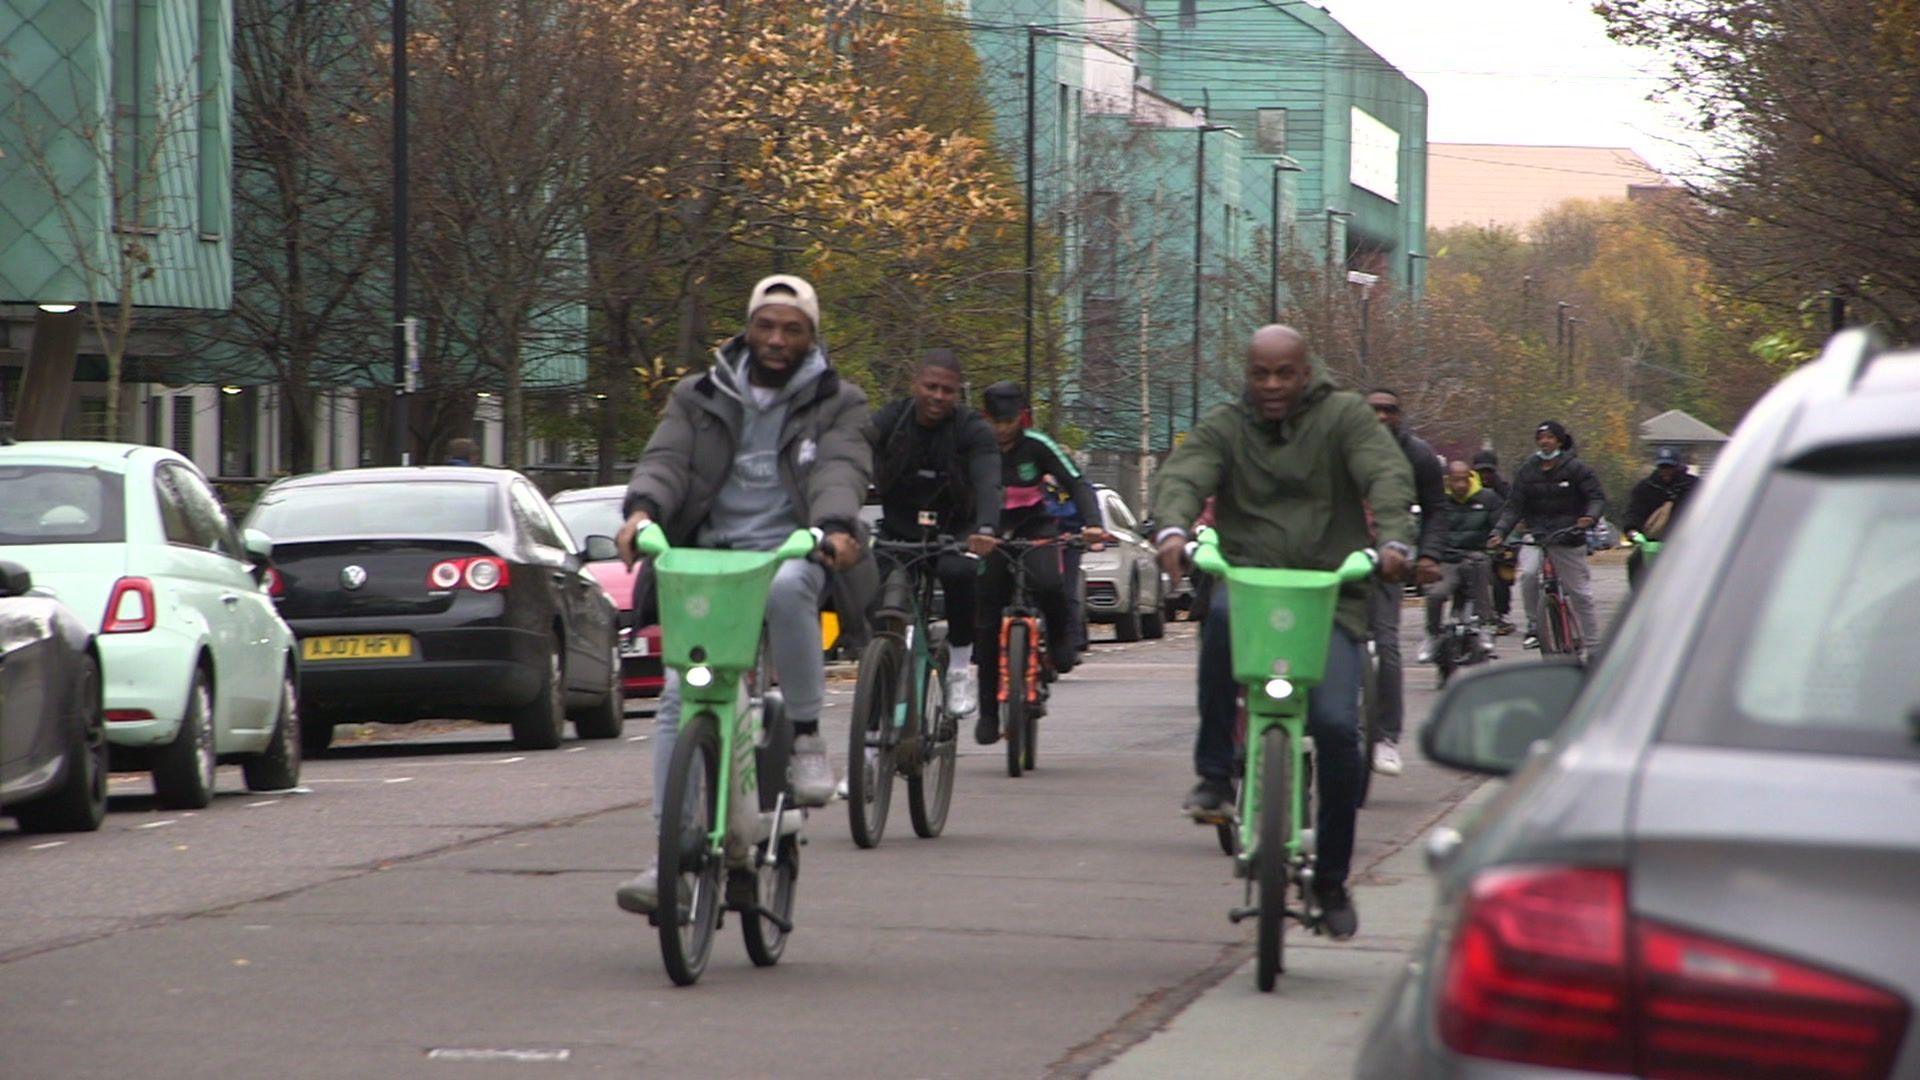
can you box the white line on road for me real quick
[565,746,586,752]
[626,735,649,742]
[246,800,280,808]
[138,820,176,829]
[28,840,66,850]
[426,1048,570,1064]
[383,777,415,784]
[492,756,525,765]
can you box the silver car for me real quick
[1080,485,1167,642]
[1358,329,1920,1079]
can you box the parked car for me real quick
[549,484,664,701]
[0,561,107,833]
[1357,329,1920,1079]
[1081,484,1167,642]
[0,444,301,809]
[247,468,622,751]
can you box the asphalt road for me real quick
[0,563,1626,1078]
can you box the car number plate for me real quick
[620,634,649,658]
[301,634,413,661]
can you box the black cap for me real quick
[1653,446,1683,467]
[1471,449,1498,469]
[982,381,1026,421]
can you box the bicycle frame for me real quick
[871,540,958,764]
[1190,532,1375,879]
[637,524,818,866]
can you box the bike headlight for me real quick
[685,665,713,688]
[1264,677,1294,700]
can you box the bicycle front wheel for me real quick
[907,648,956,838]
[847,634,904,849]
[1003,622,1029,778]
[741,834,798,967]
[657,712,723,987]
[1255,725,1293,992]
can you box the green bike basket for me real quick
[1220,566,1345,689]
[651,548,784,672]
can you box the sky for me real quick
[1316,0,1701,176]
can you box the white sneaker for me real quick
[1372,741,1404,777]
[947,668,979,718]
[614,864,658,915]
[789,733,835,808]
[1416,635,1439,663]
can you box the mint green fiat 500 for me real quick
[0,443,299,809]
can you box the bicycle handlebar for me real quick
[1502,525,1587,549]
[635,523,825,561]
[1187,527,1375,583]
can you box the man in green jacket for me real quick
[1150,325,1416,939]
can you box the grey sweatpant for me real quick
[652,558,827,813]
[1518,543,1601,652]
[1367,579,1405,743]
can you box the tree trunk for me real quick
[504,335,526,469]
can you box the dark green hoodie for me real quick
[1149,369,1416,637]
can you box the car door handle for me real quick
[221,593,241,605]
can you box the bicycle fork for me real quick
[1229,707,1318,926]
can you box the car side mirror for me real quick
[583,534,619,563]
[1420,661,1587,776]
[0,560,32,598]
[242,528,274,567]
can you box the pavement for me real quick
[0,558,1628,1079]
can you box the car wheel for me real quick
[570,637,625,739]
[243,666,302,792]
[509,640,566,750]
[153,669,218,810]
[15,654,109,833]
[1112,572,1143,642]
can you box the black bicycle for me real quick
[846,537,964,847]
[1430,553,1495,687]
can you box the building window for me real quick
[1179,0,1196,29]
[197,0,225,235]
[219,387,256,477]
[171,395,195,457]
[112,0,158,226]
[1257,109,1288,155]
[77,398,111,439]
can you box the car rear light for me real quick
[101,577,157,634]
[105,709,154,722]
[1636,920,1909,1080]
[426,557,510,592]
[463,557,506,591]
[265,567,285,598]
[1438,865,1910,1080]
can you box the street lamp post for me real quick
[1406,250,1427,295]
[1269,159,1302,324]
[1321,208,1351,338]
[1023,25,1064,400]
[1191,114,1229,430]
[390,0,411,465]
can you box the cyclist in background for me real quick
[1621,445,1696,587]
[1044,474,1091,658]
[1151,325,1415,940]
[863,349,1002,724]
[1419,460,1502,661]
[1489,420,1607,655]
[1471,449,1516,633]
[1361,389,1445,778]
[973,381,1104,746]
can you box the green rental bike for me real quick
[1190,528,1375,992]
[635,524,820,987]
[845,536,963,848]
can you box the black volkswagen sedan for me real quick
[245,468,622,752]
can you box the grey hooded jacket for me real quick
[623,337,872,545]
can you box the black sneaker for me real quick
[1051,647,1076,676]
[1316,884,1359,940]
[1183,777,1235,820]
[974,712,1000,746]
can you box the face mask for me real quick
[1539,449,1562,461]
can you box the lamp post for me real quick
[1321,208,1351,338]
[390,0,413,466]
[1555,300,1570,348]
[1269,159,1303,324]
[1190,114,1230,429]
[1405,250,1427,295]
[1023,25,1064,399]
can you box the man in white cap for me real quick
[611,274,872,916]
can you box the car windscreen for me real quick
[247,481,497,539]
[1665,462,1920,758]
[552,496,623,546]
[0,465,126,544]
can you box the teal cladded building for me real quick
[964,0,1426,475]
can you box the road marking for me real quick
[565,746,586,753]
[426,1048,570,1064]
[247,800,280,808]
[138,819,176,829]
[492,756,525,765]
[29,840,66,851]
[626,735,649,742]
[383,776,415,784]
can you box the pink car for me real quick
[550,486,664,701]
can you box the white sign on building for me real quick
[1350,106,1400,203]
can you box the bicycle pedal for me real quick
[1227,904,1259,924]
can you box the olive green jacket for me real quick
[1149,371,1417,637]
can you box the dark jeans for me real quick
[1197,585,1364,890]
[976,544,1072,721]
[1491,568,1512,617]
[1366,579,1405,742]
[1063,546,1088,651]
[936,553,979,648]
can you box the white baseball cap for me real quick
[746,274,820,331]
